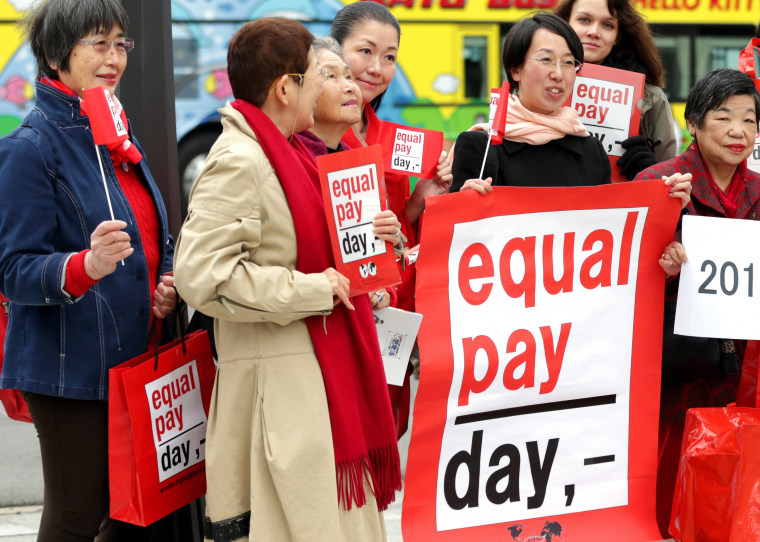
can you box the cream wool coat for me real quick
[174,103,386,542]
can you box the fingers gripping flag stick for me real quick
[82,86,129,264]
[479,81,510,180]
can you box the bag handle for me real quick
[152,285,187,371]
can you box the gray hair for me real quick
[313,35,343,59]
[23,0,129,81]
[685,69,760,130]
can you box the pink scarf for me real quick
[505,94,589,145]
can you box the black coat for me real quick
[451,130,611,191]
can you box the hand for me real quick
[373,210,403,245]
[407,151,453,223]
[659,241,687,277]
[153,275,177,320]
[370,289,391,310]
[663,172,692,209]
[459,177,493,195]
[617,135,657,179]
[84,220,133,280]
[323,267,354,310]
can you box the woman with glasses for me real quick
[295,36,405,304]
[174,19,400,541]
[0,0,176,540]
[452,13,613,192]
[553,0,678,178]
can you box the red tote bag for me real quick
[0,294,32,423]
[669,406,760,542]
[109,329,215,527]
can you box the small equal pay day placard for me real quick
[565,63,644,182]
[675,215,760,339]
[317,145,401,297]
[379,121,443,178]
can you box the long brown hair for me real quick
[553,0,664,87]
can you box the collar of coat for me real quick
[501,134,587,157]
[679,142,760,219]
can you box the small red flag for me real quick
[490,81,510,145]
[82,86,128,146]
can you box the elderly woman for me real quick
[635,68,760,536]
[295,36,404,310]
[0,0,176,539]
[174,18,400,542]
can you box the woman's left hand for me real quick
[664,172,692,209]
[153,275,178,319]
[659,241,687,277]
[373,210,403,245]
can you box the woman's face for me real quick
[689,94,758,170]
[313,50,362,128]
[340,20,398,107]
[54,25,128,98]
[568,0,619,64]
[511,28,577,116]
[292,48,325,134]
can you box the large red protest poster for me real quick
[403,183,681,541]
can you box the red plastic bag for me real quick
[0,294,32,423]
[738,38,760,93]
[736,340,760,407]
[669,406,760,541]
[109,330,215,526]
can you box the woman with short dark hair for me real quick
[0,0,176,539]
[635,68,760,536]
[174,18,400,541]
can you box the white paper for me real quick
[675,214,760,339]
[374,307,423,386]
[747,131,760,175]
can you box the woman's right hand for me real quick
[459,177,493,195]
[323,267,354,310]
[84,220,133,280]
[660,241,687,277]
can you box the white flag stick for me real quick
[94,142,124,266]
[478,130,493,181]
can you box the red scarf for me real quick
[42,77,142,165]
[707,159,748,219]
[231,100,401,510]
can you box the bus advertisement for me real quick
[0,0,756,207]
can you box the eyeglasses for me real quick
[530,56,582,72]
[78,37,135,54]
[268,70,329,91]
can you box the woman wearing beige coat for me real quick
[174,18,400,542]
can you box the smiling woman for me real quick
[633,68,760,537]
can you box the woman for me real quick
[452,13,612,191]
[0,0,176,539]
[296,36,404,311]
[553,0,678,177]
[173,18,400,541]
[331,1,452,314]
[635,68,760,536]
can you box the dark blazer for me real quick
[451,129,611,191]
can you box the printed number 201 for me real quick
[698,260,753,296]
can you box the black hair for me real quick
[23,0,129,80]
[502,12,584,93]
[685,69,760,131]
[330,1,400,111]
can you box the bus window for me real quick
[694,35,748,80]
[463,35,488,99]
[173,37,199,100]
[654,35,690,103]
